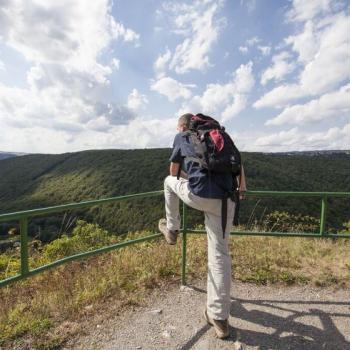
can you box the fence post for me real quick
[181,202,188,286]
[320,196,328,236]
[20,217,29,276]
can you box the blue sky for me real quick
[0,0,349,153]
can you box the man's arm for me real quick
[169,162,188,179]
[237,164,247,200]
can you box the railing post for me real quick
[320,196,328,236]
[181,202,188,286]
[20,217,29,276]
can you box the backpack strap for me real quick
[184,156,207,168]
[232,190,240,226]
[221,196,228,239]
[182,131,209,169]
[233,164,243,225]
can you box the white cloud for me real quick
[239,46,248,54]
[241,0,256,13]
[162,0,226,74]
[286,0,333,22]
[253,84,304,109]
[0,117,179,153]
[111,58,120,70]
[86,116,111,132]
[258,45,271,56]
[253,123,350,152]
[0,0,140,147]
[238,37,267,56]
[260,51,296,85]
[285,21,319,63]
[266,83,350,125]
[178,62,255,122]
[154,48,171,78]
[297,13,350,95]
[0,0,139,75]
[111,22,140,43]
[0,59,4,71]
[127,89,149,111]
[246,36,260,47]
[255,4,350,108]
[150,76,194,102]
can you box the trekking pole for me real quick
[181,202,188,286]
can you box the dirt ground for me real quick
[62,280,350,350]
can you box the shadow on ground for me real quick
[180,286,350,350]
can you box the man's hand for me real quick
[169,162,180,176]
[169,162,188,179]
[239,191,246,200]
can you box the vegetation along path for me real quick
[64,280,350,350]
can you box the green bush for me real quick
[341,220,350,234]
[42,220,116,261]
[0,254,20,280]
[262,211,319,233]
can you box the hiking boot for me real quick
[158,218,178,245]
[204,309,229,339]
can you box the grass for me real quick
[0,221,350,349]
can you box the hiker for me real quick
[159,113,246,339]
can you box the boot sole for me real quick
[158,219,177,245]
[204,310,229,339]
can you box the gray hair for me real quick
[178,113,192,129]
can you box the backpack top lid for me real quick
[189,113,221,131]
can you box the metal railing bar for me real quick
[1,190,350,288]
[0,232,162,288]
[2,190,349,223]
[181,202,188,286]
[185,229,350,238]
[0,274,23,288]
[320,195,328,235]
[0,190,164,222]
[245,191,350,198]
[19,217,29,276]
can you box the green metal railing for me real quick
[0,190,349,288]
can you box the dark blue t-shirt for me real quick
[169,132,233,199]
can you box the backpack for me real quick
[187,113,241,177]
[181,113,242,236]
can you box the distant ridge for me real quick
[1,149,349,160]
[262,150,350,156]
[0,151,28,160]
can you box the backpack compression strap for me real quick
[232,166,242,226]
[221,196,228,239]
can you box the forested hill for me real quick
[0,149,349,240]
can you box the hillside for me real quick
[0,149,349,241]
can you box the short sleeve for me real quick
[169,133,182,163]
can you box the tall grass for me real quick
[0,219,349,349]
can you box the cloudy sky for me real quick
[0,0,349,153]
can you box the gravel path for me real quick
[64,281,350,350]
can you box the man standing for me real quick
[159,113,246,339]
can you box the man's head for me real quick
[177,113,192,132]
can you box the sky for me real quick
[0,0,350,154]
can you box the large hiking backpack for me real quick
[187,113,241,177]
[183,113,242,236]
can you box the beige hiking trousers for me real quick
[164,175,235,320]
